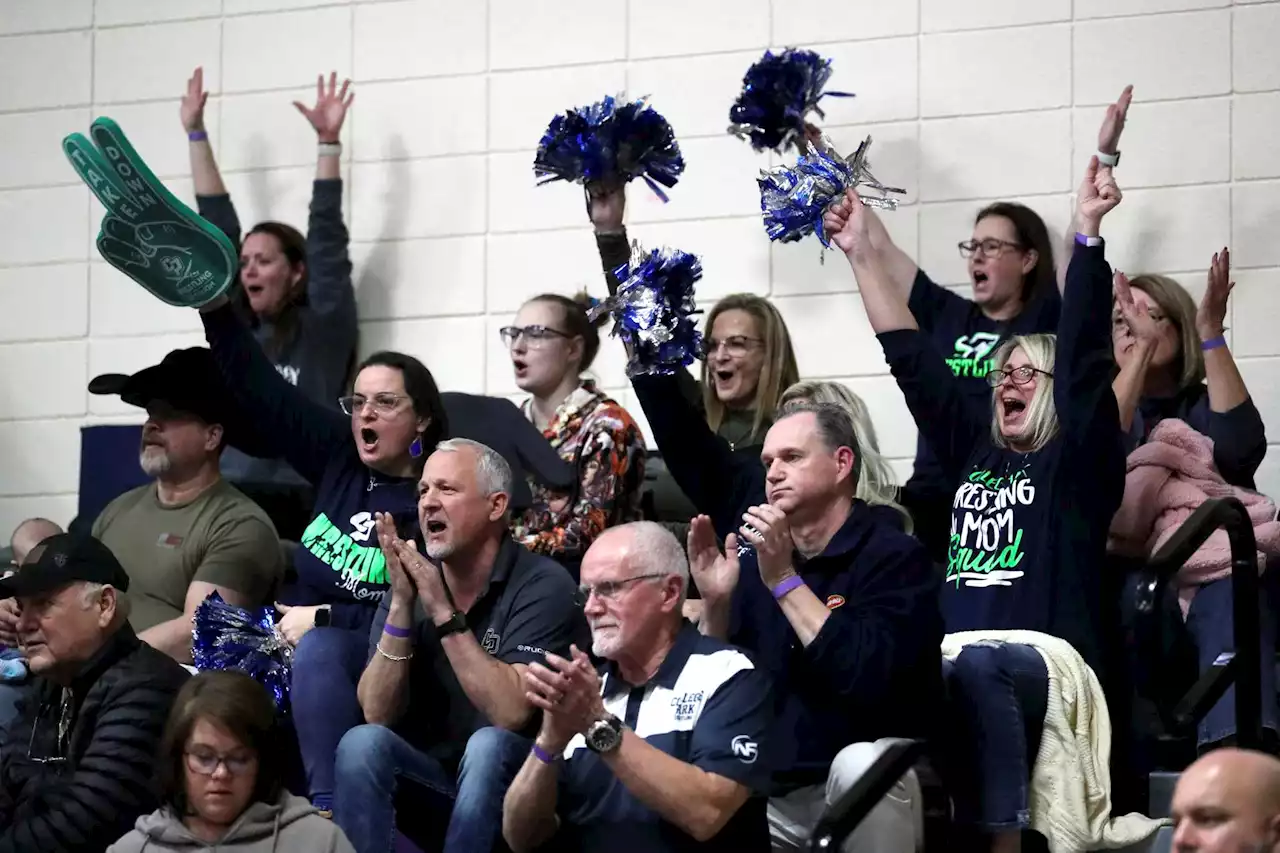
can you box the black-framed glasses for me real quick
[699,335,763,359]
[185,748,256,776]
[500,325,572,349]
[574,573,666,607]
[958,238,1024,260]
[986,366,1053,387]
[338,393,410,416]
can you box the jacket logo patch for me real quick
[826,594,845,610]
[481,628,500,654]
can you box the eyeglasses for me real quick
[986,366,1053,387]
[699,335,762,359]
[958,238,1024,259]
[500,325,572,349]
[185,748,256,776]
[574,573,666,607]
[1111,311,1168,332]
[338,393,410,416]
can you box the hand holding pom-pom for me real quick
[823,189,873,261]
[729,48,853,153]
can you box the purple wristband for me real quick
[1201,335,1227,352]
[383,623,412,639]
[771,575,806,600]
[187,130,208,142]
[531,743,557,764]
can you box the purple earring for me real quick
[409,436,423,458]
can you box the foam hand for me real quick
[62,117,236,308]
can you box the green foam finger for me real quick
[62,132,134,218]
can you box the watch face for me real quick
[587,719,622,753]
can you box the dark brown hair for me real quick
[235,222,308,362]
[974,202,1056,305]
[157,671,284,817]
[528,292,607,371]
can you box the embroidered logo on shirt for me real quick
[670,690,705,722]
[731,735,758,764]
[826,594,846,610]
[157,533,183,548]
[481,628,500,654]
[946,332,1001,379]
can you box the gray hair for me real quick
[623,521,690,603]
[79,581,130,622]
[774,400,863,490]
[435,438,513,497]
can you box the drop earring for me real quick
[409,436,423,458]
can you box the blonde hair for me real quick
[779,380,912,532]
[1124,274,1205,391]
[990,334,1060,453]
[701,295,800,444]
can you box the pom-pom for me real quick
[758,135,907,246]
[534,95,685,201]
[193,592,293,712]
[589,242,703,377]
[728,48,854,153]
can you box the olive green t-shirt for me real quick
[92,479,284,633]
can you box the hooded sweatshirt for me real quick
[107,791,354,853]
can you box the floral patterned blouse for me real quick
[512,380,647,561]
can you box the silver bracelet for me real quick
[375,642,412,663]
[318,141,342,157]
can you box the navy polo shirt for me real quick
[367,536,589,774]
[555,624,775,852]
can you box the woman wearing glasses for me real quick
[501,294,647,577]
[825,157,1124,851]
[109,671,354,852]
[1112,249,1265,489]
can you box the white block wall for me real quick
[1,0,1279,536]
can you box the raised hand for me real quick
[375,512,416,607]
[1098,85,1134,156]
[822,188,873,260]
[1113,271,1161,346]
[1075,155,1123,234]
[586,181,626,232]
[180,67,209,133]
[392,538,452,624]
[63,118,236,307]
[1198,247,1233,340]
[740,504,796,588]
[526,645,606,752]
[687,515,740,605]
[293,72,353,143]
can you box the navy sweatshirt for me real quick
[879,242,1125,670]
[905,270,1061,507]
[1127,384,1266,490]
[197,179,359,488]
[202,304,416,633]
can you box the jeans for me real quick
[333,724,530,853]
[1186,572,1280,746]
[291,626,369,804]
[942,642,1049,831]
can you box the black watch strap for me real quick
[433,611,468,640]
[314,606,332,628]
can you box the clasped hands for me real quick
[526,645,608,754]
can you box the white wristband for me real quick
[318,141,342,157]
[1096,150,1120,167]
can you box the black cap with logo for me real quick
[0,534,130,599]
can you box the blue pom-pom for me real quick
[729,48,854,153]
[590,244,703,377]
[534,95,685,201]
[193,592,293,712]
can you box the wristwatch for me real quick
[433,611,468,640]
[585,713,624,754]
[314,606,332,628]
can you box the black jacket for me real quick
[0,626,190,853]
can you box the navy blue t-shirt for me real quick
[556,625,774,853]
[880,244,1124,670]
[907,270,1061,503]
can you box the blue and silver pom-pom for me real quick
[728,48,854,153]
[589,242,703,377]
[758,135,907,247]
[193,592,293,711]
[534,95,685,201]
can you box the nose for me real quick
[765,459,785,483]
[583,590,607,617]
[210,760,232,780]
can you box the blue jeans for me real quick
[291,626,369,803]
[1186,572,1280,746]
[333,724,530,853]
[942,642,1049,831]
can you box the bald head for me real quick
[10,518,62,567]
[1172,748,1280,852]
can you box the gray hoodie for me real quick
[106,791,354,853]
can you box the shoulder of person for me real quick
[103,829,147,853]
[207,482,280,535]
[509,548,578,595]
[98,483,155,521]
[93,645,189,714]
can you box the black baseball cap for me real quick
[0,533,130,599]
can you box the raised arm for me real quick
[1195,248,1267,482]
[199,296,349,483]
[293,73,358,328]
[1111,271,1161,433]
[182,67,237,242]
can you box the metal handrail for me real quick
[807,739,925,852]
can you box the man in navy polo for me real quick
[691,401,944,853]
[500,521,775,852]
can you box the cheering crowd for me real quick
[0,61,1276,853]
